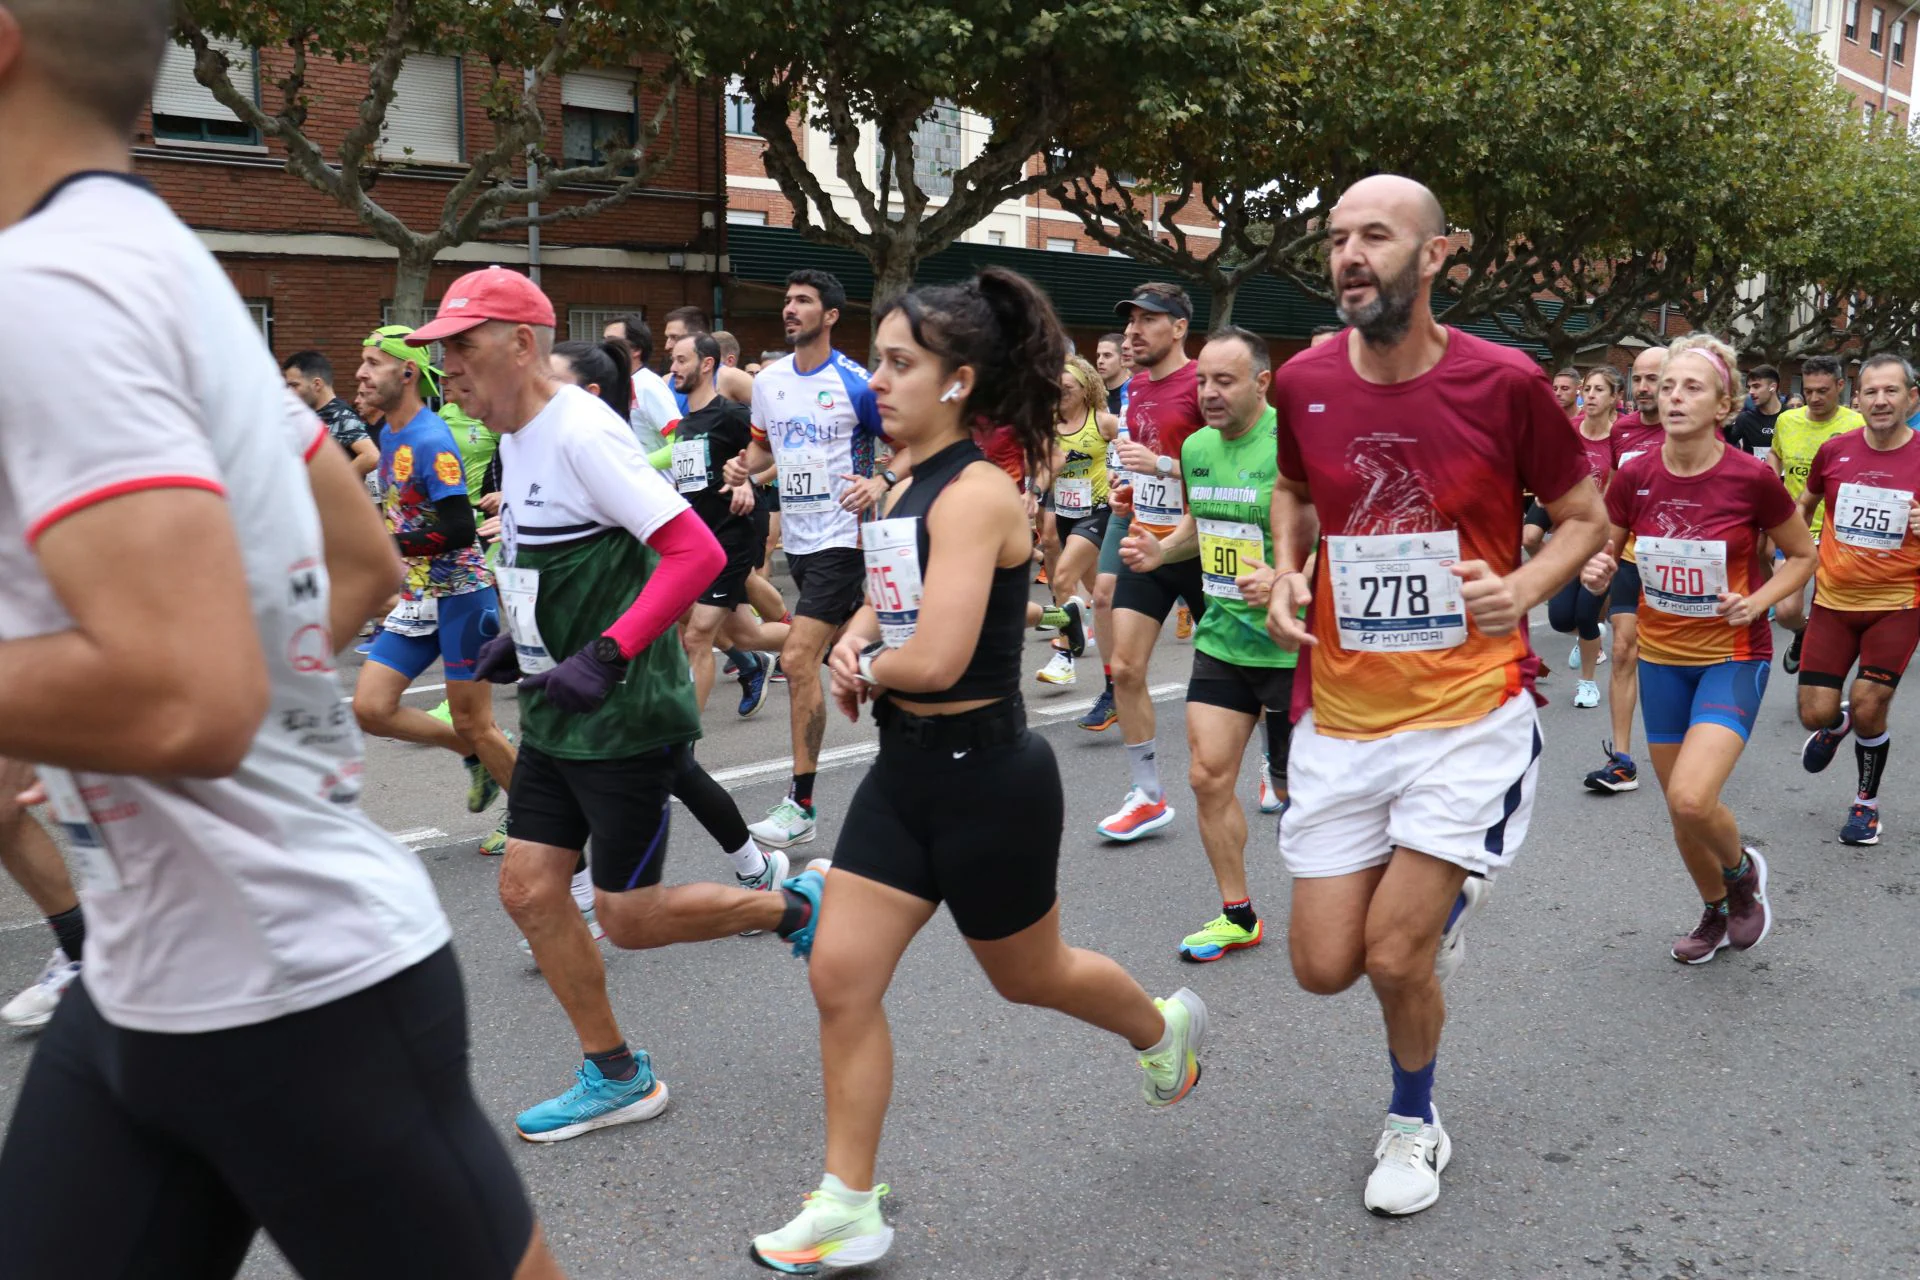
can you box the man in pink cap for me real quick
[414,269,829,1143]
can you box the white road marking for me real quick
[390,826,449,849]
[339,682,446,704]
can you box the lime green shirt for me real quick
[1182,407,1295,669]
[441,403,499,507]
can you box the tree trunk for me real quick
[1209,277,1239,332]
[867,233,919,344]
[388,246,437,329]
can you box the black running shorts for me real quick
[1112,556,1207,624]
[0,947,534,1280]
[786,547,866,626]
[507,741,677,891]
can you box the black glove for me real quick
[473,634,523,684]
[519,648,623,714]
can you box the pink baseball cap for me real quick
[407,266,556,344]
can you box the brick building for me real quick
[141,37,729,374]
[1792,0,1917,128]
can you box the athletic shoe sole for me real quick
[515,1079,669,1143]
[751,826,816,850]
[1,1008,54,1030]
[1178,930,1262,963]
[1150,987,1207,1106]
[1672,936,1730,965]
[1728,847,1772,951]
[750,1225,896,1274]
[1583,773,1639,794]
[1097,807,1175,842]
[1840,825,1882,846]
[1078,715,1118,732]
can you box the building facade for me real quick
[1793,0,1917,129]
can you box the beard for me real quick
[786,321,822,348]
[1334,250,1422,346]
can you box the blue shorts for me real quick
[367,587,498,682]
[1637,658,1769,745]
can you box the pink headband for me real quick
[1678,347,1730,392]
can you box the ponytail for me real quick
[552,337,635,421]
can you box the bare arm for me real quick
[724,439,774,486]
[1504,479,1608,613]
[1737,513,1817,618]
[308,438,404,652]
[348,436,379,477]
[0,490,269,776]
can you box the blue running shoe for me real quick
[1801,703,1849,774]
[737,654,770,719]
[354,637,377,656]
[1078,686,1118,731]
[778,863,828,959]
[515,1056,668,1143]
[1840,802,1881,846]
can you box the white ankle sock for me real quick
[728,839,769,878]
[570,869,594,914]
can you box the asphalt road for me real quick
[0,597,1915,1280]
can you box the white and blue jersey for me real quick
[750,349,884,555]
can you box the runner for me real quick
[1552,365,1583,424]
[1096,282,1208,840]
[1117,328,1293,960]
[1584,345,1668,794]
[348,325,516,856]
[603,313,680,451]
[1072,333,1134,728]
[0,4,558,1265]
[1579,334,1815,963]
[1545,366,1622,710]
[414,267,824,1142]
[283,349,379,475]
[1033,355,1108,686]
[1729,363,1784,461]
[749,268,1204,1273]
[1265,175,1607,1215]
[1792,352,1920,847]
[1770,355,1866,674]
[722,270,898,849]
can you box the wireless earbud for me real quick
[940,382,964,403]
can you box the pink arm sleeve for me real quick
[601,507,726,660]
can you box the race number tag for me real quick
[778,447,833,512]
[1131,471,1185,526]
[1197,519,1264,599]
[37,766,121,893]
[862,518,924,648]
[1636,536,1728,616]
[384,594,438,637]
[671,438,710,495]
[1831,483,1913,551]
[1055,477,1093,517]
[1327,530,1467,652]
[495,567,557,674]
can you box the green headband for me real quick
[364,324,441,397]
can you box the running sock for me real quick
[1857,732,1890,800]
[1388,1051,1436,1124]
[728,838,770,879]
[790,772,816,811]
[776,886,813,938]
[1708,896,1730,915]
[570,868,595,914]
[1722,852,1751,884]
[1222,898,1257,931]
[726,648,758,682]
[1103,665,1114,694]
[1136,1012,1174,1055]
[47,905,84,965]
[587,1043,640,1083]
[462,753,480,768]
[820,1173,877,1206]
[1126,739,1163,802]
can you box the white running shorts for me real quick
[1279,693,1543,880]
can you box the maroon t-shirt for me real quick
[1578,428,1614,489]
[1120,358,1203,535]
[1610,413,1665,468]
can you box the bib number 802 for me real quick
[1358,574,1431,619]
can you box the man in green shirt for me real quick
[1120,328,1294,962]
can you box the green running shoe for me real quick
[750,1175,893,1273]
[1138,987,1206,1107]
[1038,604,1069,631]
[463,729,512,813]
[428,699,453,726]
[1178,914,1263,963]
[478,815,509,857]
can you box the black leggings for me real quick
[1547,577,1605,642]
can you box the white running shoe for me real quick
[1435,877,1490,985]
[1568,630,1610,672]
[749,797,817,848]
[1258,767,1284,814]
[735,847,791,937]
[1364,1105,1451,1216]
[1,949,80,1029]
[751,1175,894,1272]
[1573,678,1601,708]
[1096,787,1175,842]
[519,908,608,959]
[1035,649,1078,685]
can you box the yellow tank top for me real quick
[1051,411,1109,507]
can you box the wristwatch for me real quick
[856,639,887,685]
[882,468,900,489]
[1154,454,1174,477]
[589,635,628,667]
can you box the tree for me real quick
[697,0,1264,316]
[173,0,686,320]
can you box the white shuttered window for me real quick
[379,56,462,165]
[152,39,258,144]
[561,72,637,114]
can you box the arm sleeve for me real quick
[600,508,726,660]
[393,493,475,558]
[645,442,673,471]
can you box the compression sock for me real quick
[586,1043,640,1083]
[1126,739,1163,802]
[1222,898,1258,931]
[1388,1051,1436,1124]
[790,772,816,812]
[725,648,758,682]
[47,905,84,964]
[1856,732,1890,801]
[728,838,770,879]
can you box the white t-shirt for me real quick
[749,351,883,556]
[498,384,690,563]
[0,174,449,1033]
[628,366,681,453]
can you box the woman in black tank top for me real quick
[748,268,1209,1273]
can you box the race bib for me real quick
[1327,530,1467,652]
[862,517,924,648]
[778,447,833,512]
[1131,470,1185,527]
[1198,518,1264,599]
[1055,477,1093,517]
[495,567,557,674]
[1637,536,1728,616]
[671,437,710,495]
[384,594,438,637]
[1831,482,1913,551]
[37,766,121,893]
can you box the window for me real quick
[1786,0,1816,31]
[567,307,643,342]
[1865,100,1877,125]
[152,38,259,145]
[245,298,273,347]
[1112,170,1138,187]
[1871,5,1885,51]
[561,72,639,173]
[725,76,755,136]
[1896,18,1908,62]
[986,230,1006,245]
[877,100,961,198]
[726,208,769,226]
[1046,237,1077,253]
[378,56,462,165]
[1846,0,1860,38]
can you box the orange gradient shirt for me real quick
[1804,428,1920,612]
